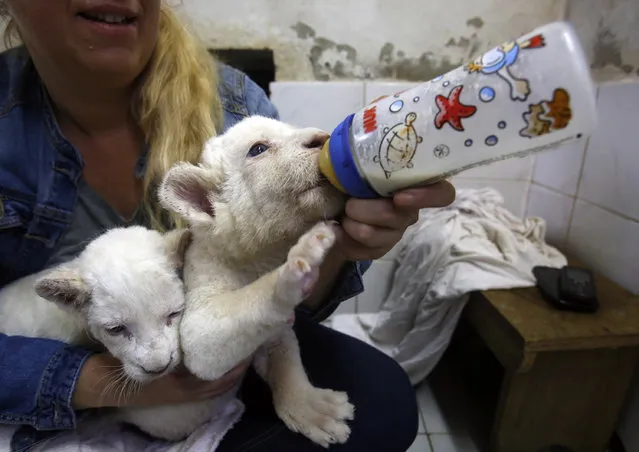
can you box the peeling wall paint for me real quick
[176,0,566,82]
[567,0,639,80]
[1,0,636,82]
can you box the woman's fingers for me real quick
[393,181,456,209]
[181,356,252,398]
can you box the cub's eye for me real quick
[247,143,269,158]
[168,309,183,320]
[166,309,184,326]
[106,325,127,336]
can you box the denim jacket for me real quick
[0,46,369,451]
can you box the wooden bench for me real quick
[463,259,639,452]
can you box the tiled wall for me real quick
[270,81,535,315]
[524,81,639,295]
[524,80,639,452]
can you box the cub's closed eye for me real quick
[247,143,269,158]
[106,325,127,336]
[168,309,183,319]
[166,309,184,326]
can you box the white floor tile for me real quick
[408,434,432,452]
[416,383,451,434]
[418,407,427,434]
[332,298,356,315]
[430,434,479,452]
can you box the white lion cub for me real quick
[0,226,191,438]
[158,116,355,448]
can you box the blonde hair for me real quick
[2,3,222,231]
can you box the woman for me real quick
[0,1,455,451]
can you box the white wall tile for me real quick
[418,412,427,434]
[416,383,452,434]
[566,200,639,294]
[357,260,396,313]
[578,82,639,221]
[451,179,529,218]
[532,138,587,196]
[430,434,479,452]
[525,184,575,248]
[270,82,364,132]
[364,81,420,104]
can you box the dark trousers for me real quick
[218,314,419,452]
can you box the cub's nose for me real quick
[141,360,172,375]
[303,130,330,149]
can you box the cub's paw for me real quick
[275,386,354,448]
[275,222,336,307]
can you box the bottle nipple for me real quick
[319,139,348,194]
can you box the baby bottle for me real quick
[318,21,597,198]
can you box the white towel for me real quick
[329,188,566,385]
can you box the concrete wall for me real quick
[177,0,639,83]
[567,0,639,80]
[176,0,566,81]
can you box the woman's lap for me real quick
[217,314,419,452]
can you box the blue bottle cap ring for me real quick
[328,114,379,199]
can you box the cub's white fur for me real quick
[0,226,193,438]
[158,116,355,447]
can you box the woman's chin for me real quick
[74,49,149,85]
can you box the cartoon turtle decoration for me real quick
[374,112,423,179]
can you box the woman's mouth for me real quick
[77,12,137,26]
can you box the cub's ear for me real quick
[163,228,192,268]
[35,266,90,311]
[158,163,222,226]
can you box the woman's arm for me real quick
[301,250,372,316]
[0,332,93,430]
[303,250,347,310]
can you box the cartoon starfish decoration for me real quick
[434,85,477,131]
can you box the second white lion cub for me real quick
[0,226,193,440]
[159,116,355,448]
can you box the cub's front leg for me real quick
[254,224,355,448]
[182,222,337,380]
[255,329,354,449]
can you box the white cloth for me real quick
[0,399,244,452]
[329,188,567,385]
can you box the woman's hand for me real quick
[73,353,251,409]
[332,94,457,261]
[335,181,456,261]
